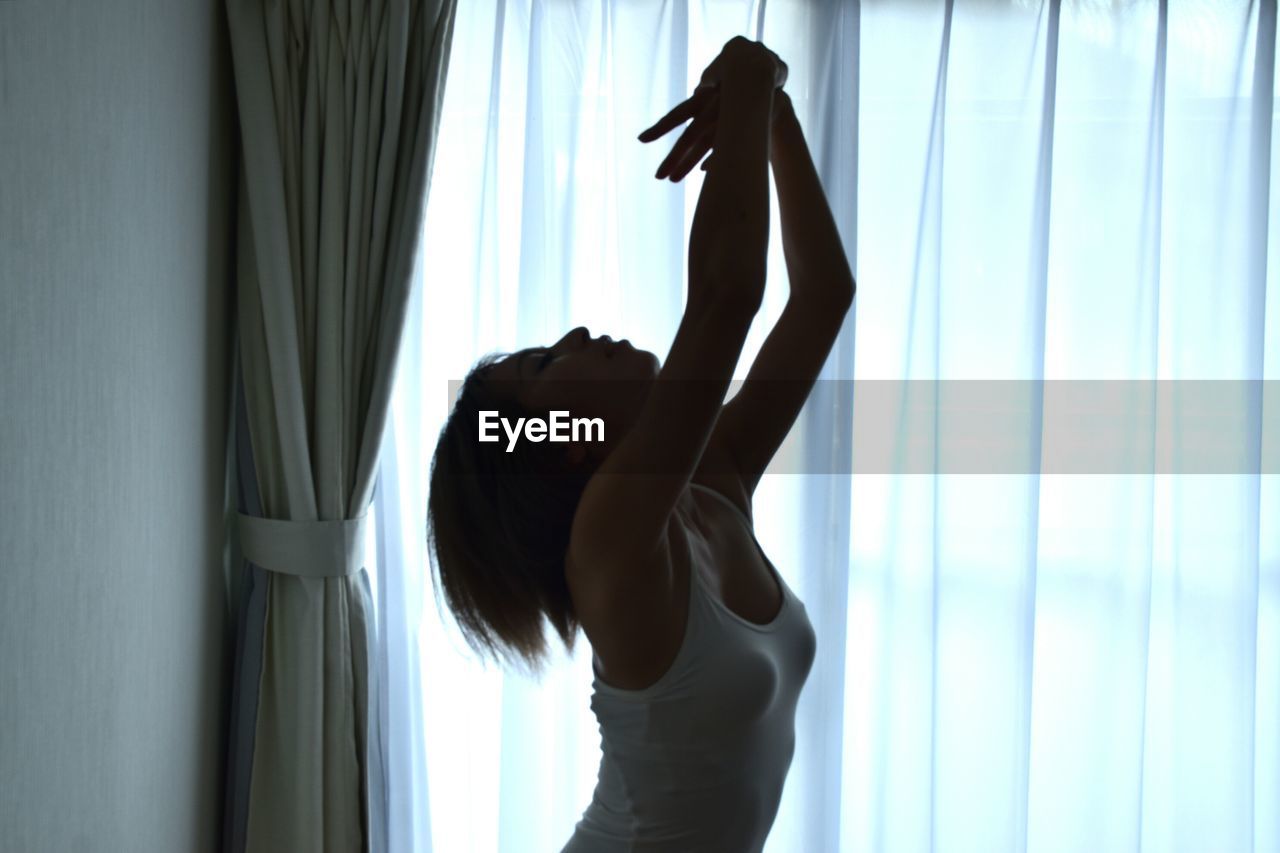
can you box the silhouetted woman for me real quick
[426,36,855,853]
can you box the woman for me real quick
[427,36,855,852]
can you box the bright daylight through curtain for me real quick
[366,1,1277,851]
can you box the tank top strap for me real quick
[675,497,731,626]
[678,506,713,612]
[688,481,754,525]
[687,482,791,594]
[683,483,794,626]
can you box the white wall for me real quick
[0,2,235,849]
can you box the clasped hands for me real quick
[638,36,790,183]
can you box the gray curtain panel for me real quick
[221,1,459,850]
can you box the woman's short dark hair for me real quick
[426,353,593,679]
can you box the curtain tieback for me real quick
[236,512,370,578]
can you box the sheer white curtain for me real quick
[370,1,1279,850]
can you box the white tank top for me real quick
[561,483,818,853]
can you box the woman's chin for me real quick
[612,346,660,374]
[632,345,660,366]
[638,354,661,378]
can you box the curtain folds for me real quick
[221,1,459,850]
[373,0,1278,850]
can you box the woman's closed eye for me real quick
[538,350,556,371]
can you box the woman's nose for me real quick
[563,326,610,350]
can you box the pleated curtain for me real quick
[221,1,459,850]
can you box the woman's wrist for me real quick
[717,70,776,130]
[718,62,778,101]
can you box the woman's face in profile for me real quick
[489,326,659,434]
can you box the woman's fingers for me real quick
[655,118,706,178]
[667,127,715,181]
[638,95,698,142]
[663,92,718,180]
[654,112,711,178]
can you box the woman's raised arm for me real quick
[568,39,782,581]
[710,90,856,498]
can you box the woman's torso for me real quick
[571,468,786,692]
[562,465,818,852]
